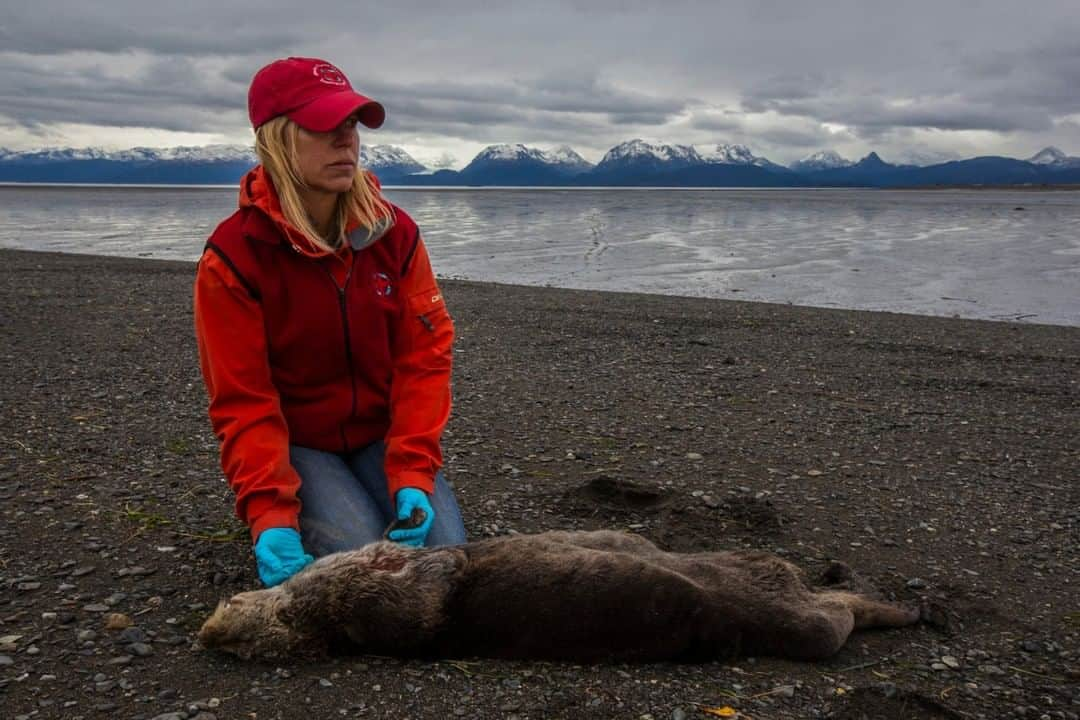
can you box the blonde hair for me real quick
[254,116,393,253]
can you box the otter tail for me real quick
[817,591,921,630]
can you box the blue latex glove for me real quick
[253,527,314,587]
[388,488,435,547]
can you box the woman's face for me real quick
[294,115,361,196]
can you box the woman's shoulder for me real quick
[207,207,249,243]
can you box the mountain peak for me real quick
[857,151,890,167]
[600,139,701,165]
[700,143,755,165]
[474,144,547,162]
[1028,146,1065,164]
[470,143,592,170]
[359,145,425,174]
[1026,146,1080,168]
[791,150,853,172]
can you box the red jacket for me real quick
[194,167,453,540]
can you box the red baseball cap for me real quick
[248,57,385,132]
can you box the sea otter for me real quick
[198,530,920,662]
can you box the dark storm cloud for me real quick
[741,30,1080,143]
[0,53,249,132]
[1,4,300,55]
[362,74,682,126]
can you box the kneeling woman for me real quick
[194,57,466,587]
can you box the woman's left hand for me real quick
[389,488,435,547]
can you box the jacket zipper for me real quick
[318,255,359,451]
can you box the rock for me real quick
[774,685,796,698]
[0,655,13,666]
[874,682,898,698]
[906,577,927,589]
[83,604,110,613]
[104,613,133,630]
[117,626,149,644]
[129,642,153,656]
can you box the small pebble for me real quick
[104,613,133,630]
[118,626,149,644]
[129,642,153,656]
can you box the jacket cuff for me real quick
[387,470,436,500]
[248,509,301,544]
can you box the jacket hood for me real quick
[238,166,394,257]
[239,165,327,258]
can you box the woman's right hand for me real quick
[253,527,314,586]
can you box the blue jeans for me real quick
[290,441,467,557]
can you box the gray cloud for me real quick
[1,0,1079,162]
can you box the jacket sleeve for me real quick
[193,250,303,542]
[385,233,454,498]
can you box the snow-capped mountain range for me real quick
[466,144,594,174]
[0,143,425,171]
[1,141,1078,187]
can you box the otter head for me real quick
[198,587,320,660]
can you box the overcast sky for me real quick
[2,1,1079,168]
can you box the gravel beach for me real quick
[1,247,1077,720]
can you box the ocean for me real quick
[1,184,1078,326]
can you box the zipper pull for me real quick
[419,313,434,332]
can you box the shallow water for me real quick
[1,185,1077,325]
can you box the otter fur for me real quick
[198,530,919,662]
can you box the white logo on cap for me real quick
[313,64,347,86]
